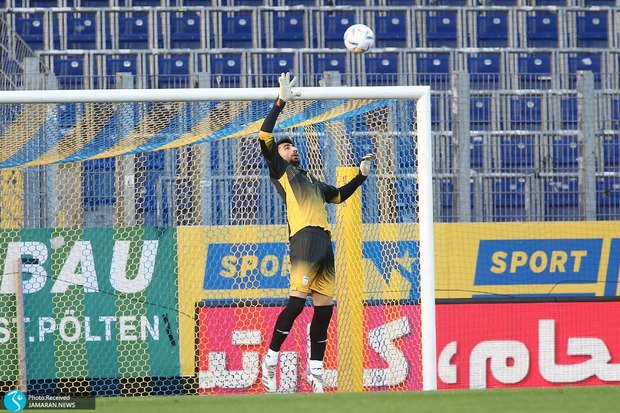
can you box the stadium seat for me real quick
[500,136,534,172]
[83,158,116,207]
[470,97,491,131]
[475,11,509,47]
[526,12,558,47]
[467,53,501,89]
[364,53,399,86]
[397,178,417,222]
[78,0,110,6]
[597,177,620,220]
[415,53,450,90]
[14,15,46,50]
[209,53,243,88]
[576,12,609,48]
[517,53,552,89]
[603,135,620,169]
[560,97,578,130]
[104,55,138,88]
[551,135,579,171]
[29,0,60,5]
[373,11,408,48]
[612,98,620,129]
[118,14,150,49]
[566,53,601,88]
[426,12,458,47]
[545,178,579,221]
[470,136,484,169]
[272,11,306,48]
[67,15,98,50]
[53,56,86,89]
[221,12,254,48]
[323,11,356,49]
[510,96,542,130]
[259,54,295,87]
[157,55,190,89]
[169,13,202,49]
[312,53,346,76]
[492,177,526,221]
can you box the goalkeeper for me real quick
[259,72,375,393]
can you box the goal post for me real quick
[0,85,436,394]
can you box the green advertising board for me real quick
[0,227,179,380]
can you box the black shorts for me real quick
[288,226,335,297]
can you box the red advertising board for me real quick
[196,301,620,393]
[196,305,422,394]
[436,301,620,389]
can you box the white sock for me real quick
[265,349,279,367]
[309,359,324,376]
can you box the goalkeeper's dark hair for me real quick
[276,137,294,146]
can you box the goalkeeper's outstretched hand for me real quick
[359,153,376,176]
[278,72,301,102]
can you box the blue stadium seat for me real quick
[500,136,534,172]
[560,97,578,130]
[492,177,526,221]
[397,178,417,222]
[170,13,202,49]
[510,96,542,130]
[517,53,552,89]
[157,55,190,88]
[260,54,295,87]
[467,53,501,89]
[470,136,484,169]
[576,12,608,48]
[603,135,620,169]
[221,12,254,48]
[312,53,346,76]
[83,159,116,207]
[104,55,138,88]
[470,97,491,131]
[475,11,509,47]
[439,178,454,215]
[323,12,356,49]
[415,53,450,90]
[67,15,98,50]
[526,12,558,47]
[566,53,601,88]
[209,54,243,88]
[365,53,399,86]
[273,11,306,48]
[14,15,45,50]
[118,14,150,49]
[426,12,458,47]
[551,135,579,171]
[53,56,85,89]
[545,178,579,221]
[78,0,110,6]
[29,0,60,5]
[612,98,620,129]
[374,11,408,48]
[597,177,620,220]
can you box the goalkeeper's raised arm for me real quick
[258,72,300,177]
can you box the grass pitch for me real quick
[93,386,619,413]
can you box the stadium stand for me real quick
[1,2,619,223]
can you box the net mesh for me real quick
[0,95,422,395]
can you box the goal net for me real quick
[0,86,435,395]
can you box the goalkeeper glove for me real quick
[278,72,301,103]
[359,153,376,176]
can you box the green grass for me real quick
[90,386,620,413]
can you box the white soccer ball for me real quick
[343,24,375,54]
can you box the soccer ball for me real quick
[343,24,375,54]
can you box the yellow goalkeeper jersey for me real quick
[259,130,340,238]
